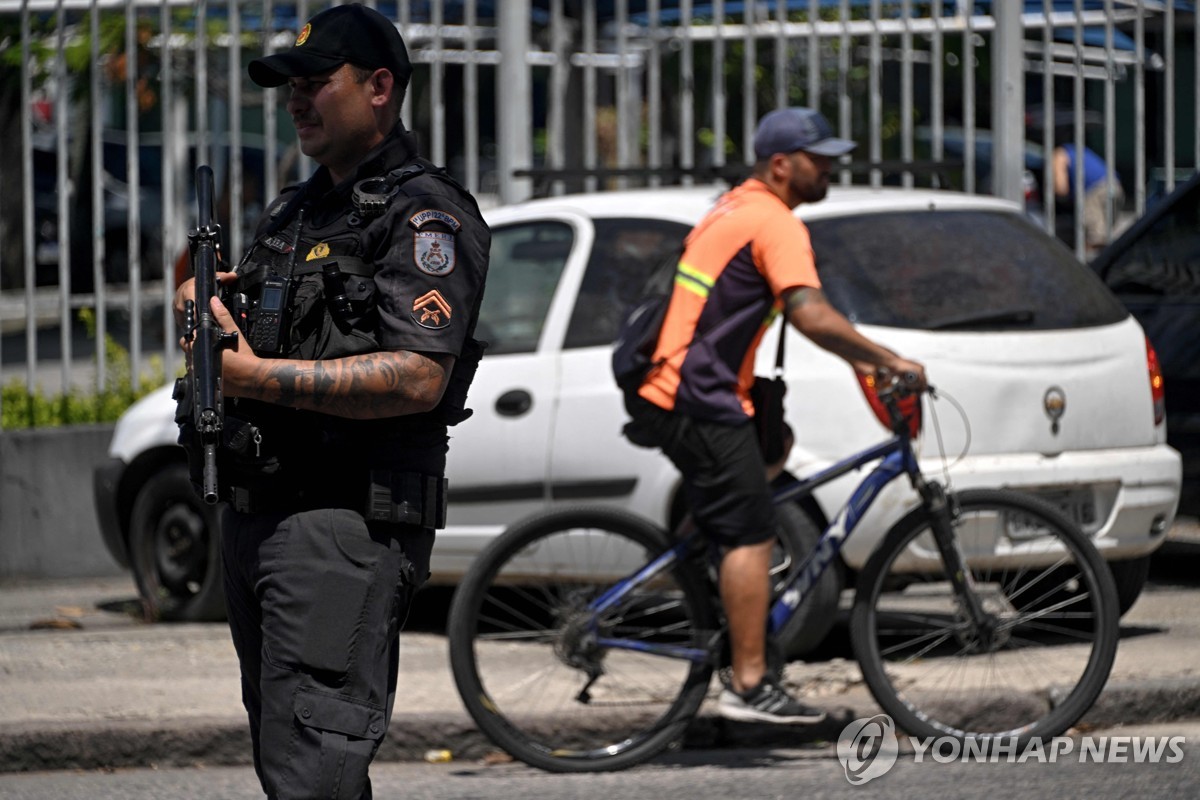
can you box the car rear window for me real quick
[809,209,1128,330]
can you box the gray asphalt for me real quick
[3,545,1200,775]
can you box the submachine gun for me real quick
[181,165,238,504]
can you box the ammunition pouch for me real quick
[365,470,448,529]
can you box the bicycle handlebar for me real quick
[874,370,932,437]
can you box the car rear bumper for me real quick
[835,443,1183,568]
[93,457,131,569]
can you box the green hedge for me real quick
[1,309,171,429]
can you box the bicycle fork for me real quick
[917,479,998,649]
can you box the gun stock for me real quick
[185,165,237,504]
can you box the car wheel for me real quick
[1108,554,1151,616]
[129,462,225,622]
[772,501,842,660]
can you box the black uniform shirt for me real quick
[226,123,490,479]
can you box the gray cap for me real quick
[753,107,857,159]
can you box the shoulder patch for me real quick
[412,289,452,329]
[261,235,293,254]
[306,242,331,261]
[408,209,462,232]
[415,231,456,276]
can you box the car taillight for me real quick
[1147,337,1165,426]
[857,373,922,438]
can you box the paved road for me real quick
[3,721,1199,800]
[2,546,1200,775]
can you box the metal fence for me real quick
[0,0,1195,427]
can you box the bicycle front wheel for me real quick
[851,488,1119,743]
[448,507,717,773]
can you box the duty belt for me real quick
[228,470,448,530]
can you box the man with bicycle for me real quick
[624,107,926,723]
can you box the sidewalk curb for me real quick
[5,680,1200,774]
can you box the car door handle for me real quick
[495,389,533,417]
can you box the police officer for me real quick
[173,5,488,798]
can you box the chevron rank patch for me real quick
[412,289,452,329]
[415,230,456,276]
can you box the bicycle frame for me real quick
[588,428,922,662]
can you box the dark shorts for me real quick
[626,396,776,548]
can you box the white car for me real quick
[94,184,1182,641]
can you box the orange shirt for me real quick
[639,179,821,423]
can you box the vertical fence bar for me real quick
[21,0,36,396]
[56,0,72,393]
[990,0,1023,204]
[1196,3,1199,173]
[583,0,598,193]
[616,0,631,188]
[1103,0,1116,244]
[126,0,143,389]
[497,0,532,203]
[1134,0,1145,216]
[398,0,410,131]
[230,0,244,260]
[197,0,209,170]
[743,0,756,165]
[711,0,726,168]
[1163,0,1175,192]
[431,0,445,168]
[296,0,311,178]
[464,0,479,194]
[868,0,881,188]
[544,0,561,195]
[159,0,175,375]
[263,0,278,202]
[930,0,943,188]
[1042,0,1055,237]
[962,0,975,194]
[680,0,694,185]
[807,0,819,110]
[1071,0,1085,258]
[900,0,913,188]
[546,0,566,195]
[773,0,786,110]
[93,0,108,390]
[837,0,850,184]
[648,0,662,186]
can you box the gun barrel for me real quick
[202,443,219,505]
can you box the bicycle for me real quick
[447,376,1120,773]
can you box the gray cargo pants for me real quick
[220,506,434,800]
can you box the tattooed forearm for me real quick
[783,285,901,370]
[784,285,823,314]
[253,351,453,419]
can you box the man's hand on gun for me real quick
[175,272,262,396]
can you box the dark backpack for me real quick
[611,246,683,393]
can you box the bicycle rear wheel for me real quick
[448,507,717,773]
[851,488,1119,743]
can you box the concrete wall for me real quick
[0,425,125,580]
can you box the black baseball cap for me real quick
[753,107,857,159]
[248,3,413,89]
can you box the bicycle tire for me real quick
[850,488,1119,743]
[448,506,718,773]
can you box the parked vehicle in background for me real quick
[1091,170,1200,519]
[94,183,1181,652]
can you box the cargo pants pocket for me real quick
[288,686,387,800]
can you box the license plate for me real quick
[1031,489,1097,531]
